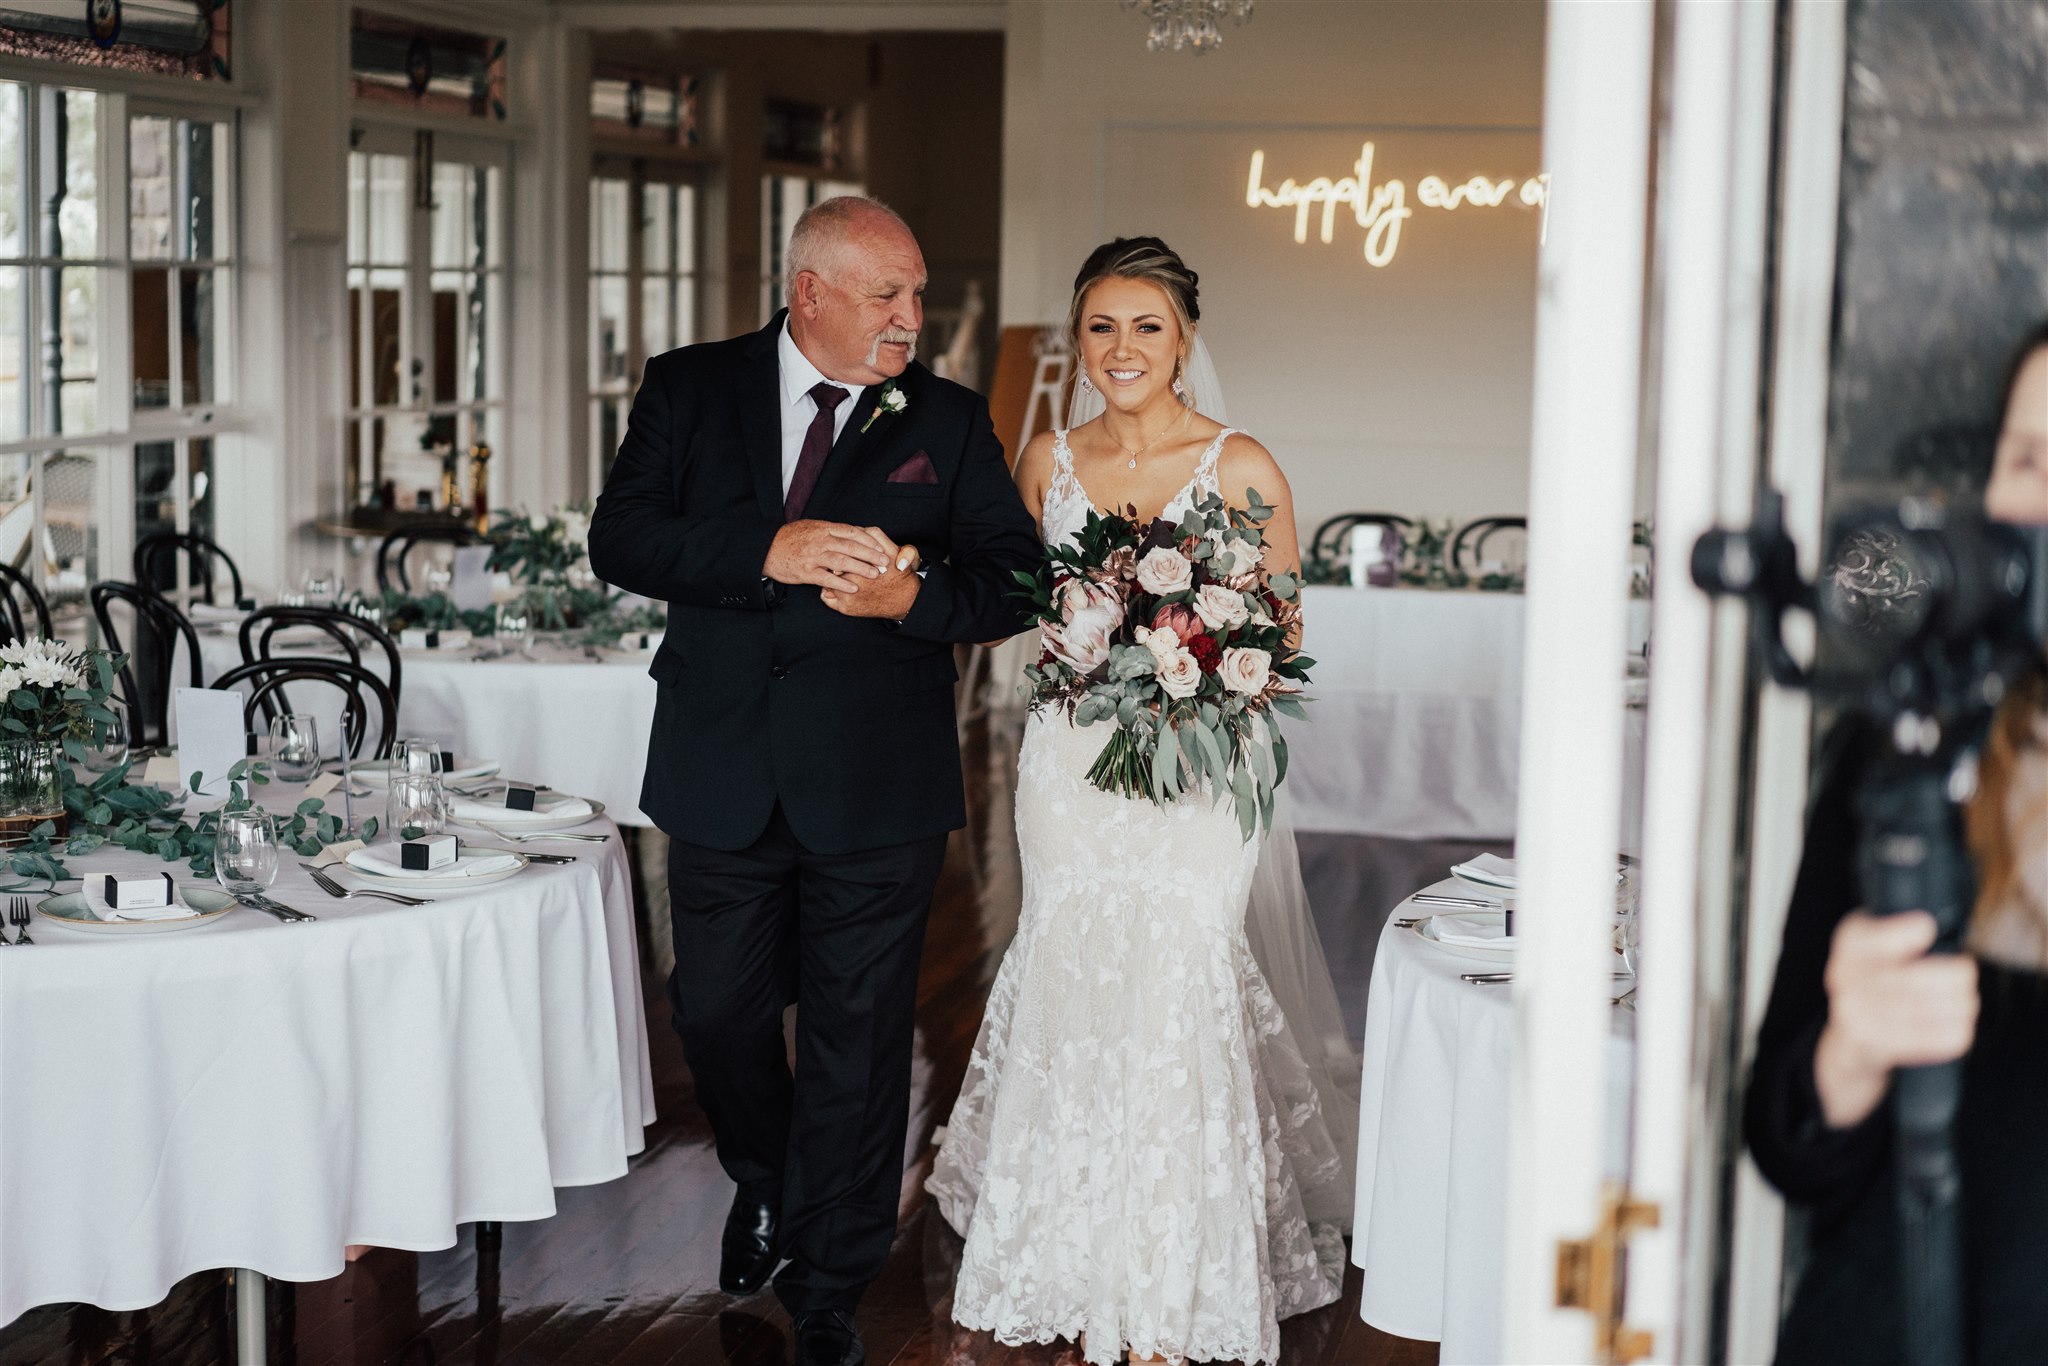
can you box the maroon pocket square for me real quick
[886,451,940,485]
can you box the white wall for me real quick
[1001,0,1549,535]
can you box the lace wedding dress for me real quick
[928,428,1350,1366]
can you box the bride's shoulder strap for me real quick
[1197,426,1240,479]
[1050,427,1075,474]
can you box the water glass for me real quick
[301,570,340,604]
[269,714,321,783]
[388,773,444,842]
[494,603,533,654]
[395,737,446,779]
[215,809,280,897]
[81,711,130,774]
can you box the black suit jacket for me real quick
[588,313,1041,854]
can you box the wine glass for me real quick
[215,809,280,897]
[81,711,129,774]
[494,602,533,655]
[387,773,444,842]
[268,714,321,783]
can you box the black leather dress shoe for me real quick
[793,1309,865,1366]
[718,1194,779,1296]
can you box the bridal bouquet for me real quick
[1014,487,1313,838]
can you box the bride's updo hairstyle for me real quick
[1066,236,1201,355]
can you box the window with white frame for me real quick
[345,130,504,518]
[759,172,862,325]
[589,164,698,489]
[0,78,234,618]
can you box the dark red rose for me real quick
[1187,633,1222,674]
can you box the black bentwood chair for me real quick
[89,581,203,750]
[134,530,245,606]
[376,522,482,595]
[1450,516,1529,577]
[0,563,52,644]
[211,659,399,761]
[1311,512,1414,576]
[237,605,404,719]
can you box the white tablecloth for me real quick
[1351,879,1633,1364]
[196,632,661,827]
[1290,587,1650,841]
[0,790,654,1326]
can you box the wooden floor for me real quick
[2,712,1459,1366]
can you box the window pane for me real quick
[189,436,212,541]
[640,275,670,358]
[642,182,670,273]
[431,268,461,404]
[367,153,407,265]
[594,274,627,385]
[183,118,221,260]
[0,266,20,441]
[431,160,478,271]
[41,448,98,608]
[347,151,367,263]
[0,84,23,258]
[58,90,97,259]
[591,176,628,273]
[57,264,97,432]
[675,275,696,349]
[180,268,213,404]
[0,452,31,574]
[364,267,403,407]
[135,439,176,542]
[132,264,170,408]
[675,184,696,274]
[130,114,173,259]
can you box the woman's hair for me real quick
[1967,318,2048,936]
[1065,236,1201,359]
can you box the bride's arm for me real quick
[976,430,1057,648]
[1218,435,1305,651]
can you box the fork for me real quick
[8,895,31,944]
[300,864,432,906]
[478,830,609,844]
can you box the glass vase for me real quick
[0,740,68,839]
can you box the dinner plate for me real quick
[36,885,237,934]
[342,850,529,890]
[1408,914,1516,962]
[454,798,605,834]
[351,756,502,786]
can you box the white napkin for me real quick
[345,845,521,880]
[1451,853,1518,888]
[1429,911,1513,950]
[447,793,594,825]
[188,603,246,624]
[82,880,202,922]
[357,756,499,787]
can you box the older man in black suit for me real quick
[588,196,1038,1366]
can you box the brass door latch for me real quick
[1556,1181,1661,1364]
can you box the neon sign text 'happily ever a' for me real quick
[1244,144,1550,268]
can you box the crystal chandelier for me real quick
[1121,0,1255,54]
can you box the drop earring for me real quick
[1172,358,1190,405]
[1077,372,1095,395]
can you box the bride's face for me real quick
[1986,345,2047,527]
[1076,277,1187,416]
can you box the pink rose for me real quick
[1046,580,1123,673]
[1149,602,1203,645]
[1135,546,1193,596]
[1219,646,1272,695]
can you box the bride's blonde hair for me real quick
[1066,237,1201,399]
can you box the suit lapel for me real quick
[740,314,786,521]
[805,371,915,517]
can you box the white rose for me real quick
[528,513,549,532]
[1134,625,1179,669]
[1207,533,1259,577]
[1135,546,1193,596]
[1156,647,1203,699]
[1219,646,1272,695]
[561,510,591,546]
[1191,583,1250,632]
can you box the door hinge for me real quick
[1556,1180,1661,1364]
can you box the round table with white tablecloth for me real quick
[0,786,654,1328]
[194,630,661,826]
[1289,586,1650,842]
[1351,878,1633,1364]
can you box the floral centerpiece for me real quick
[488,504,594,630]
[0,639,122,835]
[1014,488,1313,839]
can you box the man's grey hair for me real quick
[783,195,914,306]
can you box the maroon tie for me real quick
[783,382,850,521]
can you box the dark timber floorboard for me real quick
[1,712,1458,1365]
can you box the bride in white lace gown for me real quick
[928,238,1354,1365]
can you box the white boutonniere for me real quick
[862,380,908,433]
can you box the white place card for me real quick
[173,687,246,800]
[310,838,365,868]
[141,754,182,786]
[303,772,341,799]
[450,544,494,611]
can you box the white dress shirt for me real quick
[777,322,858,497]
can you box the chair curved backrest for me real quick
[0,563,52,644]
[1311,512,1414,566]
[1450,516,1529,575]
[211,659,398,761]
[89,582,203,749]
[135,531,244,606]
[238,606,403,714]
[377,523,481,594]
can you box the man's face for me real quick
[791,222,926,387]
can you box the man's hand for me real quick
[821,526,920,620]
[763,520,895,593]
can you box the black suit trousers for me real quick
[667,806,947,1314]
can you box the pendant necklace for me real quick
[1114,406,1193,470]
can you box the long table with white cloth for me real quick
[1289,586,1650,841]
[0,785,654,1328]
[1351,878,1633,1363]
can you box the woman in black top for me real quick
[1745,323,2048,1364]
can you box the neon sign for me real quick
[1244,144,1549,268]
